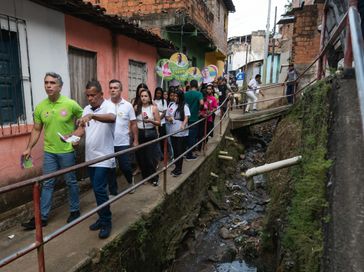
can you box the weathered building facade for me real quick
[227,30,281,84]
[87,0,235,76]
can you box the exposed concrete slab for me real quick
[324,78,364,271]
[230,105,291,129]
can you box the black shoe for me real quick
[171,171,182,177]
[185,155,198,161]
[67,211,81,223]
[21,217,47,230]
[89,220,101,231]
[109,191,118,196]
[152,177,159,186]
[99,225,112,239]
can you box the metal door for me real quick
[68,47,97,108]
[128,60,147,100]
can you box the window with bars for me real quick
[0,14,29,132]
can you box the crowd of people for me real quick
[20,72,232,239]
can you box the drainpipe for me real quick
[344,0,358,68]
[317,2,328,79]
[242,155,302,178]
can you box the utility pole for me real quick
[270,6,277,83]
[244,35,249,86]
[262,0,271,84]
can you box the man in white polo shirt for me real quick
[108,79,138,195]
[76,80,116,239]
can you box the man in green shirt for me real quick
[21,72,83,230]
[184,79,204,160]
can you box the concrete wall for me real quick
[65,15,159,98]
[227,31,265,73]
[0,0,69,186]
[278,23,294,83]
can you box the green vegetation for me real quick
[264,81,332,271]
[284,82,331,271]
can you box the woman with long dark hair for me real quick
[166,90,190,177]
[132,83,149,107]
[134,89,161,185]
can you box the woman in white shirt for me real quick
[166,90,190,177]
[134,89,161,186]
[154,87,168,160]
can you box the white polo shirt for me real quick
[83,100,116,168]
[248,78,259,93]
[110,98,136,147]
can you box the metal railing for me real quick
[348,5,364,132]
[0,96,231,271]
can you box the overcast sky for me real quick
[228,0,289,38]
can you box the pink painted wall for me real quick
[65,15,159,99]
[0,129,43,187]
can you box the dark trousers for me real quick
[187,121,199,157]
[135,129,158,183]
[198,119,213,150]
[108,145,133,194]
[159,124,167,157]
[88,167,112,226]
[171,136,187,173]
[286,84,295,104]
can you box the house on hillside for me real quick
[0,0,173,188]
[86,0,235,78]
[276,0,324,87]
[227,30,281,85]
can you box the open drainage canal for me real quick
[169,121,277,272]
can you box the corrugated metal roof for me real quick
[277,15,296,24]
[223,0,236,12]
[29,0,175,49]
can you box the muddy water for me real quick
[169,123,276,272]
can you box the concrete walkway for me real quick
[0,118,229,272]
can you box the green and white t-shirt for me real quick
[34,95,83,154]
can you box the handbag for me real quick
[142,117,157,139]
[143,128,157,139]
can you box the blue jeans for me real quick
[89,167,112,226]
[187,122,199,157]
[41,151,79,221]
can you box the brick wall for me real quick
[87,0,228,55]
[291,4,323,88]
[292,4,323,65]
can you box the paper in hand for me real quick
[57,132,80,143]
